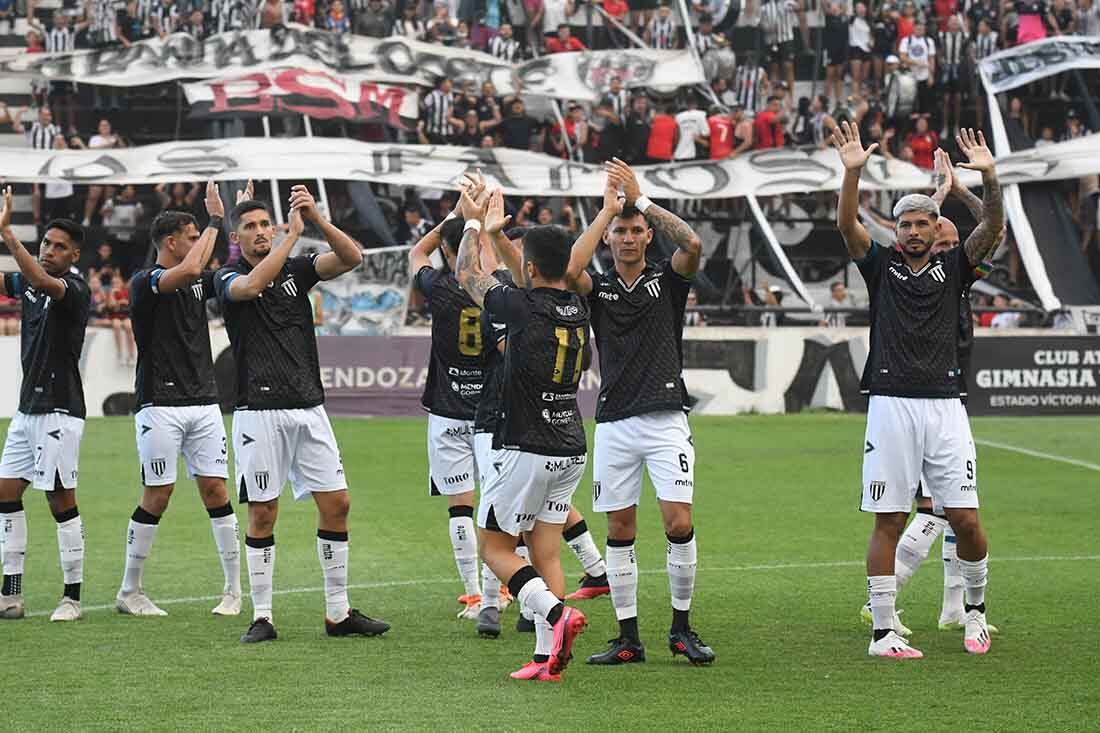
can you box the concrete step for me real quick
[0,132,27,148]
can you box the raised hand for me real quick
[955,128,995,174]
[934,148,953,198]
[0,186,12,230]
[484,188,512,234]
[830,120,878,171]
[235,179,254,205]
[458,185,488,222]
[606,157,641,205]
[288,205,305,237]
[603,175,625,215]
[205,180,225,218]
[288,185,318,221]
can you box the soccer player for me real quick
[563,159,714,666]
[215,185,389,643]
[834,123,1002,657]
[0,187,89,622]
[115,180,241,617]
[454,185,592,682]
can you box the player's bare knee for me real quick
[660,502,693,538]
[873,512,908,538]
[0,478,26,501]
[606,507,637,540]
[248,501,278,535]
[945,508,981,540]
[195,477,228,508]
[142,484,174,516]
[46,488,77,515]
[318,491,351,524]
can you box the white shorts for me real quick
[427,414,477,496]
[862,396,978,514]
[0,411,84,491]
[135,404,229,486]
[478,449,585,536]
[474,431,493,489]
[593,411,695,513]
[232,406,347,503]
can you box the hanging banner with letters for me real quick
[0,25,702,102]
[979,35,1100,95]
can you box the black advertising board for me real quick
[967,336,1100,415]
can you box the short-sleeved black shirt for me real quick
[587,260,692,423]
[4,269,90,418]
[215,255,324,410]
[484,285,591,457]
[474,270,513,434]
[130,267,218,409]
[856,244,976,398]
[414,266,486,420]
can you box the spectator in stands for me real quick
[1015,0,1058,44]
[12,107,60,225]
[760,0,801,96]
[487,22,521,59]
[968,0,998,33]
[356,0,392,36]
[116,0,148,45]
[156,182,201,216]
[645,4,678,49]
[546,22,584,51]
[645,102,678,162]
[326,0,351,32]
[89,242,119,288]
[548,103,588,161]
[674,94,709,160]
[601,0,630,46]
[68,118,122,227]
[476,82,503,127]
[1080,0,1100,35]
[753,95,786,149]
[990,294,1023,328]
[906,115,937,168]
[693,12,717,54]
[822,281,854,326]
[107,272,136,365]
[871,4,898,93]
[938,14,966,137]
[180,7,208,39]
[43,133,77,223]
[897,0,916,41]
[420,78,460,144]
[899,21,936,115]
[592,98,625,162]
[969,19,999,122]
[0,0,13,34]
[822,2,849,106]
[733,51,769,114]
[29,11,88,136]
[849,3,872,96]
[1064,109,1089,140]
[427,1,458,42]
[393,3,427,38]
[213,0,253,32]
[149,0,182,36]
[398,205,433,247]
[497,97,543,150]
[683,290,706,326]
[100,185,144,248]
[541,0,575,44]
[454,110,484,146]
[293,0,317,26]
[623,93,652,164]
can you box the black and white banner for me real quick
[0,25,702,102]
[979,35,1100,95]
[5,133,1100,194]
[183,70,419,127]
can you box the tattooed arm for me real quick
[606,157,702,277]
[955,129,1005,266]
[454,188,498,307]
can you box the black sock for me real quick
[965,602,986,614]
[2,574,22,596]
[872,628,891,641]
[533,654,549,663]
[619,616,640,642]
[671,608,690,633]
[545,603,563,626]
[63,582,81,601]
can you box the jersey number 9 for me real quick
[552,326,587,385]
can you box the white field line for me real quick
[975,438,1100,473]
[24,555,1100,618]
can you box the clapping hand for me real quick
[205,180,225,218]
[955,128,995,174]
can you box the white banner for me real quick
[0,25,702,102]
[314,245,412,335]
[979,35,1100,95]
[4,133,1100,196]
[182,69,420,127]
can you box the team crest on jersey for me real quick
[869,481,886,501]
[644,279,662,299]
[929,264,946,283]
[150,458,167,477]
[281,278,299,297]
[191,281,204,301]
[254,471,269,491]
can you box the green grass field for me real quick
[2,414,1098,731]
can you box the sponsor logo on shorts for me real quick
[254,471,269,491]
[150,458,167,477]
[675,479,693,487]
[443,473,470,485]
[544,456,585,472]
[514,512,536,524]
[545,500,568,513]
[869,481,887,501]
[960,484,976,492]
[443,424,474,438]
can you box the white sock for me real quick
[1,507,28,581]
[959,554,988,608]
[209,508,241,596]
[120,511,159,595]
[245,537,275,622]
[56,514,84,587]
[317,531,350,623]
[534,614,553,659]
[941,527,964,615]
[448,512,480,597]
[867,575,897,631]
[895,512,948,592]
[564,520,607,577]
[516,543,533,620]
[667,532,697,612]
[481,563,501,609]
[606,541,639,620]
[515,571,561,621]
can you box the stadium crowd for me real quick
[1,0,1097,330]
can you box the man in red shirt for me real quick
[753,96,786,149]
[645,102,678,162]
[708,103,753,159]
[545,23,585,52]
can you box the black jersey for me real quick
[484,285,591,457]
[130,267,218,409]
[414,266,485,420]
[857,244,976,399]
[958,293,974,403]
[215,255,324,410]
[473,270,514,434]
[587,260,692,423]
[4,270,90,419]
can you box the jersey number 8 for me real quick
[458,306,483,357]
[552,326,586,385]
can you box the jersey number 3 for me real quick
[552,326,586,385]
[458,306,483,357]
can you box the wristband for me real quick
[444,210,459,223]
[635,195,653,213]
[463,219,482,233]
[207,215,224,231]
